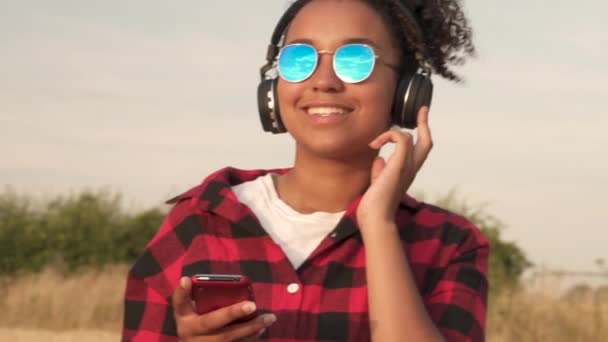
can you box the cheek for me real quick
[276,79,298,107]
[276,80,302,131]
[360,83,395,124]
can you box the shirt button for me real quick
[287,283,299,294]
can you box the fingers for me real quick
[368,129,405,150]
[413,106,433,171]
[367,106,433,183]
[189,300,258,335]
[172,276,195,318]
[370,156,386,183]
[175,296,276,339]
[369,129,413,171]
[221,314,277,341]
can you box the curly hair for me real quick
[282,0,476,82]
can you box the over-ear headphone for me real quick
[257,0,433,134]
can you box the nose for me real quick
[310,53,344,93]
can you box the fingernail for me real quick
[257,327,267,337]
[242,301,256,314]
[180,277,188,289]
[263,314,277,326]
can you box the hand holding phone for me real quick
[171,275,276,341]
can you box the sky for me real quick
[0,0,607,276]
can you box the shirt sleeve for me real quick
[426,221,490,342]
[120,195,196,342]
[121,272,178,342]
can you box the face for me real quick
[277,0,400,160]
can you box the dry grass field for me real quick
[0,328,118,342]
[0,265,606,341]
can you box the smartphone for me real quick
[190,274,257,324]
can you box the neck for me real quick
[275,147,376,214]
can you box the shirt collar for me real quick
[166,166,421,220]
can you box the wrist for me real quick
[358,219,398,240]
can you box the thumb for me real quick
[172,276,195,318]
[370,156,386,183]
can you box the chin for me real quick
[298,137,370,161]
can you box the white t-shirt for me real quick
[231,173,344,269]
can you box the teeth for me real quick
[307,107,350,116]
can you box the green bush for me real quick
[112,209,167,262]
[0,189,165,275]
[0,191,46,273]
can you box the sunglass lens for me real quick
[278,44,318,82]
[334,44,375,83]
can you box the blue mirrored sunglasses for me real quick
[277,43,397,83]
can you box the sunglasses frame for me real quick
[277,43,399,84]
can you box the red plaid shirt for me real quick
[122,167,489,342]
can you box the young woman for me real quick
[122,0,488,341]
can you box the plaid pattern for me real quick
[122,167,489,342]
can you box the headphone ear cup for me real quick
[257,79,274,132]
[257,78,287,134]
[391,74,413,127]
[392,73,433,129]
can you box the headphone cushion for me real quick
[391,74,413,127]
[257,80,274,132]
[257,79,286,133]
[392,74,433,129]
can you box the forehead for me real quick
[284,0,395,50]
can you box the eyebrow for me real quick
[285,37,384,51]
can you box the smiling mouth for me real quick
[305,106,354,117]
